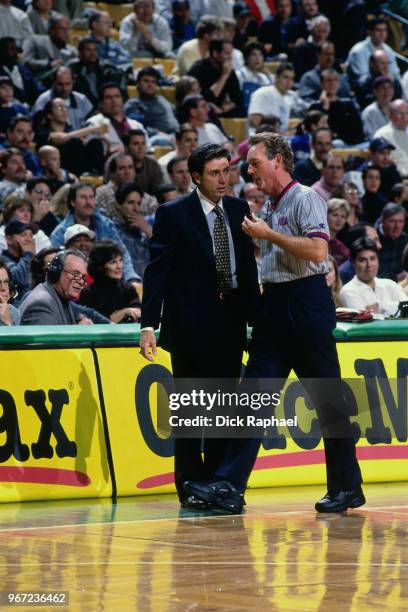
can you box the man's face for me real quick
[0,83,13,104]
[54,71,73,98]
[138,74,158,97]
[80,42,98,65]
[247,143,282,194]
[193,157,230,203]
[28,181,51,207]
[93,12,112,38]
[390,102,408,130]
[170,160,190,193]
[382,213,405,239]
[0,267,10,302]
[55,254,87,300]
[128,135,146,161]
[373,52,389,75]
[277,0,292,20]
[101,87,123,116]
[354,249,379,283]
[318,44,335,69]
[370,23,388,46]
[135,0,154,24]
[117,190,142,222]
[322,157,344,187]
[312,22,330,43]
[114,156,136,184]
[375,82,394,105]
[50,18,70,43]
[2,40,18,65]
[301,0,318,18]
[372,148,391,167]
[178,130,198,156]
[322,72,339,96]
[67,234,94,257]
[313,130,332,161]
[193,99,209,123]
[275,70,294,94]
[212,43,233,67]
[7,229,33,257]
[41,148,61,172]
[247,48,264,71]
[8,121,33,150]
[4,154,26,182]
[71,187,95,220]
[365,226,382,251]
[363,169,381,193]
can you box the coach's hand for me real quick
[140,330,157,362]
[242,213,271,240]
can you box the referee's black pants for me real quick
[245,274,362,493]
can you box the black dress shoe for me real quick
[215,492,244,514]
[315,487,366,513]
[181,495,213,510]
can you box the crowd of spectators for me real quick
[0,0,407,326]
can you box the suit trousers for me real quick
[245,274,362,492]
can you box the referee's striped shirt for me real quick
[259,181,329,283]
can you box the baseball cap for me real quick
[5,219,37,236]
[373,75,393,89]
[233,2,251,17]
[369,137,396,152]
[64,224,95,245]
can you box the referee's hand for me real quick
[242,213,270,240]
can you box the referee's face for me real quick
[247,143,279,196]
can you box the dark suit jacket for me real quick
[141,190,260,353]
[293,158,321,186]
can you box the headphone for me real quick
[46,248,84,283]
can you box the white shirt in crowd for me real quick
[248,84,293,131]
[339,275,407,316]
[196,123,226,145]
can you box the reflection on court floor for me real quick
[0,483,407,610]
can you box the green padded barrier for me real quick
[0,324,141,346]
[0,320,407,347]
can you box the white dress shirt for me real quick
[339,275,407,316]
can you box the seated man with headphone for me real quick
[20,249,93,325]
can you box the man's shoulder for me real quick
[348,38,368,55]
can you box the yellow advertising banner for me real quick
[0,348,112,502]
[97,341,408,497]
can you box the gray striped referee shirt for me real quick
[260,181,329,283]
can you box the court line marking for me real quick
[0,505,406,534]
[0,561,407,567]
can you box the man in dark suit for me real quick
[140,144,260,513]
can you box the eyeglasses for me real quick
[63,269,87,284]
[345,189,358,195]
[33,188,51,200]
[53,104,66,110]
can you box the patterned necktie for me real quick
[213,204,232,291]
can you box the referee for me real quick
[242,132,365,513]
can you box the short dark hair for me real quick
[303,110,327,133]
[243,41,264,63]
[248,132,294,173]
[175,122,198,141]
[209,38,232,55]
[7,115,32,131]
[180,95,204,121]
[389,183,406,202]
[30,246,60,287]
[350,237,378,260]
[168,156,187,176]
[381,202,406,220]
[322,153,344,168]
[368,17,387,31]
[26,176,50,193]
[89,10,103,29]
[88,240,124,281]
[346,222,372,247]
[155,183,177,204]
[67,182,95,210]
[3,196,33,224]
[78,36,97,52]
[137,66,160,83]
[362,164,381,180]
[105,152,134,180]
[122,129,146,148]
[256,117,281,133]
[115,182,144,205]
[188,144,230,184]
[99,82,122,101]
[276,61,294,77]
